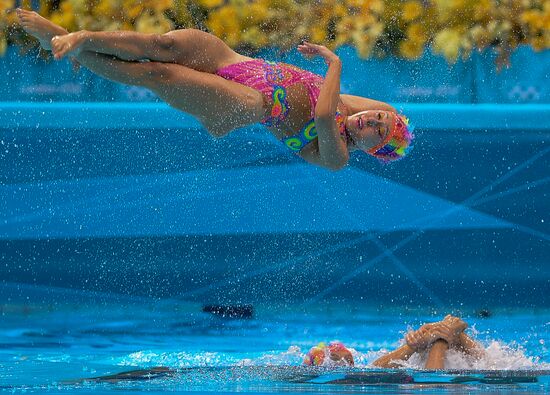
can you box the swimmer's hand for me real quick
[298,41,340,65]
[442,314,468,335]
[405,323,436,351]
[406,317,467,351]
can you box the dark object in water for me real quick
[202,304,254,318]
[63,367,177,384]
[70,366,549,387]
[477,309,492,318]
[293,368,547,385]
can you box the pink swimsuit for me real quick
[216,59,346,152]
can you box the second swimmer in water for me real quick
[305,315,484,369]
[17,8,413,171]
[75,315,484,384]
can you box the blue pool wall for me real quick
[1,45,549,310]
[1,45,549,104]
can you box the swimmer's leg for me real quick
[74,51,157,87]
[424,340,448,370]
[17,9,246,71]
[74,51,265,136]
[54,29,245,72]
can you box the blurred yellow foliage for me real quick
[0,0,12,54]
[433,27,463,62]
[207,5,241,47]
[0,33,6,55]
[2,0,549,65]
[399,23,427,59]
[521,1,550,51]
[402,0,423,22]
[0,0,15,18]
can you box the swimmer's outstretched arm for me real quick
[457,332,486,360]
[372,344,416,368]
[297,42,349,170]
[424,318,485,368]
[375,336,449,370]
[340,95,397,114]
[424,339,448,370]
[373,315,468,369]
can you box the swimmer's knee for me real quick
[156,33,175,51]
[165,28,203,43]
[163,29,199,56]
[142,33,177,62]
[163,29,225,64]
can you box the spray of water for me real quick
[115,340,549,371]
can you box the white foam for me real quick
[237,346,304,366]
[116,350,240,368]
[353,340,550,370]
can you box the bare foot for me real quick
[16,8,68,51]
[51,32,87,60]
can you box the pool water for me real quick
[0,285,548,393]
[1,88,549,394]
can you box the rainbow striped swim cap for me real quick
[303,342,327,366]
[367,114,414,162]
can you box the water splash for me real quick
[115,350,241,368]
[238,345,304,366]
[369,340,549,371]
[115,340,549,371]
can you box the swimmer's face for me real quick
[345,110,395,151]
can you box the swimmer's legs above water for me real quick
[16,9,241,68]
[16,8,266,137]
